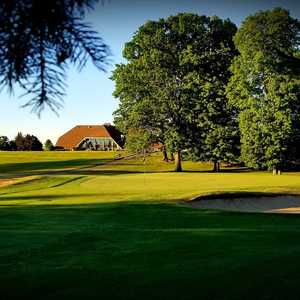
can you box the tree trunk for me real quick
[169,152,174,161]
[174,151,182,172]
[213,162,220,172]
[272,166,282,175]
[272,166,280,175]
[213,162,217,172]
[162,145,168,162]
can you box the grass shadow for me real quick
[0,158,112,175]
[182,167,251,173]
[0,193,101,203]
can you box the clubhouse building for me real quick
[55,124,124,151]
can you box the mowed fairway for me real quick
[0,151,116,175]
[1,151,300,299]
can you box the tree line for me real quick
[0,134,54,151]
[112,8,300,173]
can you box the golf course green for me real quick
[1,151,300,299]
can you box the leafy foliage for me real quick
[0,136,11,150]
[227,8,300,171]
[112,13,238,171]
[125,128,152,157]
[14,132,43,151]
[0,0,109,114]
[44,139,54,151]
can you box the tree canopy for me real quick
[112,13,238,171]
[0,0,109,114]
[0,136,11,151]
[125,128,152,158]
[14,132,43,151]
[226,8,300,172]
[44,139,54,151]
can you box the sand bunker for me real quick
[187,195,300,214]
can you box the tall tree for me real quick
[0,136,10,150]
[14,132,43,150]
[178,17,239,171]
[15,132,25,151]
[24,134,43,151]
[112,13,237,171]
[226,8,300,173]
[44,139,54,151]
[0,0,109,114]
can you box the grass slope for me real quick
[1,172,300,206]
[1,203,300,300]
[1,151,300,299]
[0,151,116,174]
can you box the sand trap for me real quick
[186,195,300,214]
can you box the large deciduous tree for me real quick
[227,8,300,173]
[112,13,238,171]
[0,0,109,114]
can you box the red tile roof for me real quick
[56,125,122,149]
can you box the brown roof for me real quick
[56,125,123,149]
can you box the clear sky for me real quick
[1,0,299,144]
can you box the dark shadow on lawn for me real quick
[0,158,112,175]
[1,168,252,178]
[183,167,251,173]
[1,162,300,180]
[2,200,300,300]
[0,176,86,196]
[0,169,155,179]
[0,193,101,203]
[60,167,256,176]
[3,190,300,213]
[1,199,300,219]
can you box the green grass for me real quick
[0,151,116,174]
[1,151,300,299]
[2,203,300,300]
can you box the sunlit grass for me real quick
[1,168,300,206]
[1,151,300,299]
[0,151,116,174]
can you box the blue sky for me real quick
[1,0,299,144]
